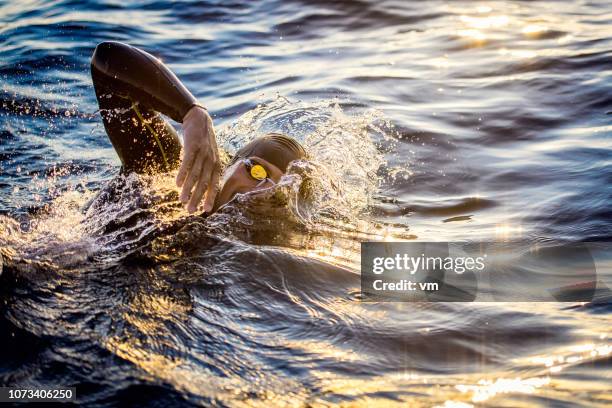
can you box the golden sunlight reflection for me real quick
[434,401,474,408]
[456,376,550,403]
[498,48,538,59]
[527,341,611,377]
[494,223,523,240]
[457,29,486,44]
[104,287,310,406]
[450,2,583,57]
[522,24,549,38]
[456,10,510,46]
[288,338,359,362]
[312,375,433,407]
[476,6,492,14]
[460,14,509,29]
[105,292,219,399]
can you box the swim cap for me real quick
[230,133,307,172]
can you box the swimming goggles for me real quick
[243,158,269,182]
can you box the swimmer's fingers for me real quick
[187,158,211,213]
[180,107,217,213]
[180,151,204,204]
[176,147,196,188]
[187,148,219,213]
[203,161,221,213]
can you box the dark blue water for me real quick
[1,0,611,406]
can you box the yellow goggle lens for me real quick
[250,164,267,180]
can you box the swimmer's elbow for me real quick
[91,41,132,74]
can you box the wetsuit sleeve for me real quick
[91,41,198,123]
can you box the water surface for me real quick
[1,0,611,406]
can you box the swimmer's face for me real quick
[213,156,284,211]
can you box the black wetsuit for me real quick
[91,41,199,174]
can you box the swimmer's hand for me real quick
[177,106,220,213]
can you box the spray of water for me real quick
[1,97,410,273]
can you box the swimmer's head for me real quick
[213,133,307,211]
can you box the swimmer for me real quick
[91,41,306,213]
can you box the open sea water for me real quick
[0,0,611,406]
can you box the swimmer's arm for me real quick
[92,42,221,213]
[91,41,199,123]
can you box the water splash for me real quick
[2,97,409,273]
[0,188,96,271]
[218,97,388,213]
